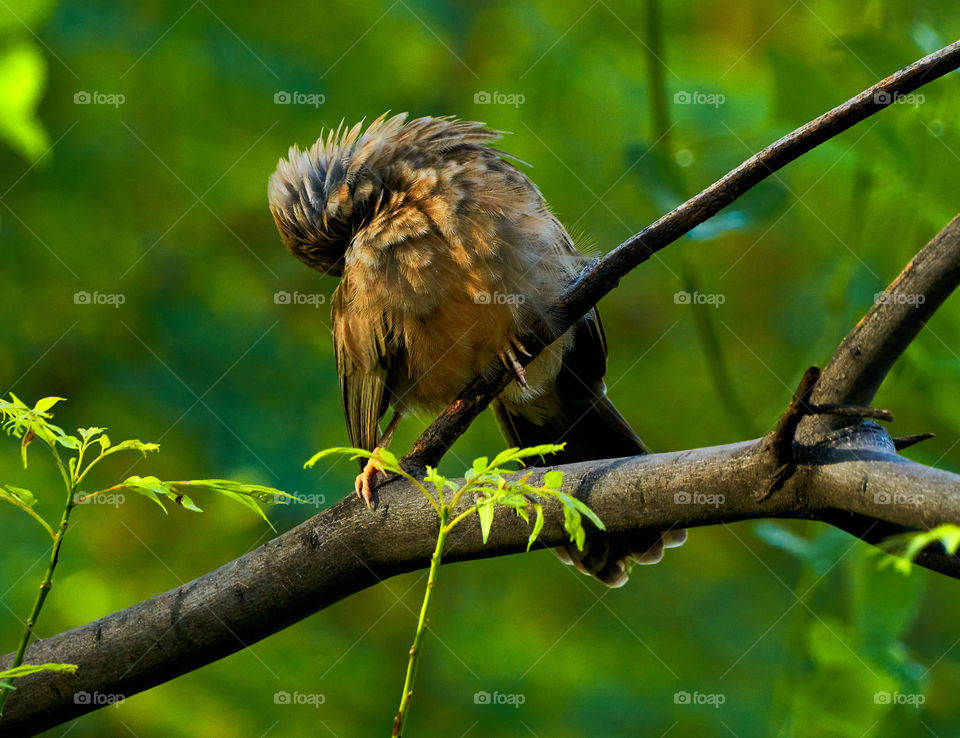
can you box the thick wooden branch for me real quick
[3,422,960,735]
[403,39,960,470]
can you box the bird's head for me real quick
[268,113,507,278]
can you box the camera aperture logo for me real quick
[474,291,526,306]
[272,492,326,506]
[673,90,725,108]
[674,290,725,307]
[74,691,125,707]
[274,690,326,707]
[674,690,726,708]
[474,690,525,708]
[274,290,326,308]
[474,91,525,108]
[73,491,125,508]
[274,91,326,108]
[874,291,925,308]
[873,490,924,506]
[74,291,126,308]
[873,91,925,107]
[674,490,725,508]
[74,91,125,108]
[874,691,924,707]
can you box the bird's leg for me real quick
[355,409,405,509]
[498,336,531,389]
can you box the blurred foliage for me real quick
[1,0,959,735]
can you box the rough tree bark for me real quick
[2,40,960,737]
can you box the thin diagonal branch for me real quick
[404,39,960,470]
[799,213,960,441]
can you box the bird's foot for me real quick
[498,336,530,389]
[355,457,380,510]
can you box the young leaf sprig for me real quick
[306,442,605,737]
[0,394,296,715]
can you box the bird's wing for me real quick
[331,285,396,453]
[492,306,646,463]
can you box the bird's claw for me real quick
[355,458,379,510]
[499,337,529,388]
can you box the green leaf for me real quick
[477,498,494,544]
[515,504,529,525]
[562,503,586,551]
[55,434,81,450]
[304,446,375,468]
[20,429,33,467]
[118,475,172,513]
[488,447,520,469]
[527,504,545,551]
[557,491,605,531]
[0,662,77,682]
[170,479,296,531]
[543,470,563,489]
[425,467,458,495]
[102,439,159,457]
[0,484,55,539]
[508,443,566,462]
[33,397,65,414]
[0,484,35,506]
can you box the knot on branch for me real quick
[759,366,897,498]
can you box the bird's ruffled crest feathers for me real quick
[268,113,511,276]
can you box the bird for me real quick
[268,113,685,586]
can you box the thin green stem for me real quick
[445,506,478,531]
[75,449,107,487]
[387,463,442,516]
[392,506,449,737]
[0,471,76,717]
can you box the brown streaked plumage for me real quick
[269,113,685,586]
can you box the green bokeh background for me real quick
[2,1,959,736]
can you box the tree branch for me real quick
[403,39,960,470]
[799,213,960,440]
[1,423,959,734]
[4,43,960,737]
